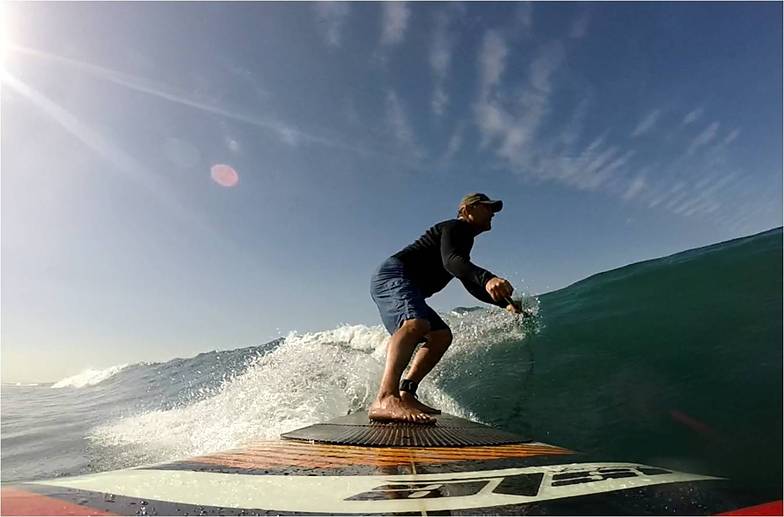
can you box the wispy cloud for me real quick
[623,174,647,201]
[381,2,411,46]
[723,128,741,145]
[516,2,534,31]
[714,187,779,234]
[469,32,744,226]
[637,143,748,222]
[474,35,644,197]
[475,31,510,149]
[314,2,350,48]
[385,90,422,159]
[475,37,564,161]
[682,107,703,125]
[568,146,635,192]
[559,97,591,148]
[651,181,687,211]
[511,134,634,195]
[631,109,661,137]
[500,43,564,160]
[430,7,462,115]
[687,121,720,155]
[467,29,755,230]
[569,10,591,39]
[478,30,508,96]
[432,88,448,118]
[671,172,737,217]
[442,122,465,162]
[475,101,505,150]
[664,181,693,212]
[530,42,564,93]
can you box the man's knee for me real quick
[428,328,453,348]
[400,318,431,337]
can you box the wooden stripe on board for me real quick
[184,440,572,469]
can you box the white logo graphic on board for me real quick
[345,464,678,501]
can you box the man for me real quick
[369,193,523,424]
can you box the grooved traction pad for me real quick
[281,412,530,447]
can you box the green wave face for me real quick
[466,228,782,498]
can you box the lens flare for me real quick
[210,164,239,188]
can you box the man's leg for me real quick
[405,328,453,384]
[369,319,436,424]
[400,329,453,414]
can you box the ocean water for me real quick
[2,228,781,502]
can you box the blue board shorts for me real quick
[370,257,449,336]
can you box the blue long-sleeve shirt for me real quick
[392,219,506,307]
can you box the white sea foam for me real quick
[51,364,129,389]
[88,305,536,466]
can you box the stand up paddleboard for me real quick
[2,412,780,515]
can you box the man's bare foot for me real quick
[400,390,441,415]
[368,395,436,425]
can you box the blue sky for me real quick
[2,2,781,382]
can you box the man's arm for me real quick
[441,223,508,308]
[440,222,495,287]
[460,278,508,308]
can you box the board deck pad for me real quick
[280,411,530,447]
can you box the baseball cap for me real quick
[459,193,503,212]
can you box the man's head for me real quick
[457,193,503,232]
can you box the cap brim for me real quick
[482,200,503,212]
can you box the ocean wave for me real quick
[51,364,130,389]
[87,307,534,466]
[4,229,780,491]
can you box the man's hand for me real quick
[506,301,523,314]
[485,277,513,302]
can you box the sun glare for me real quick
[0,4,15,70]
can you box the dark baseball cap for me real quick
[459,193,503,212]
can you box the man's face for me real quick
[468,203,495,231]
